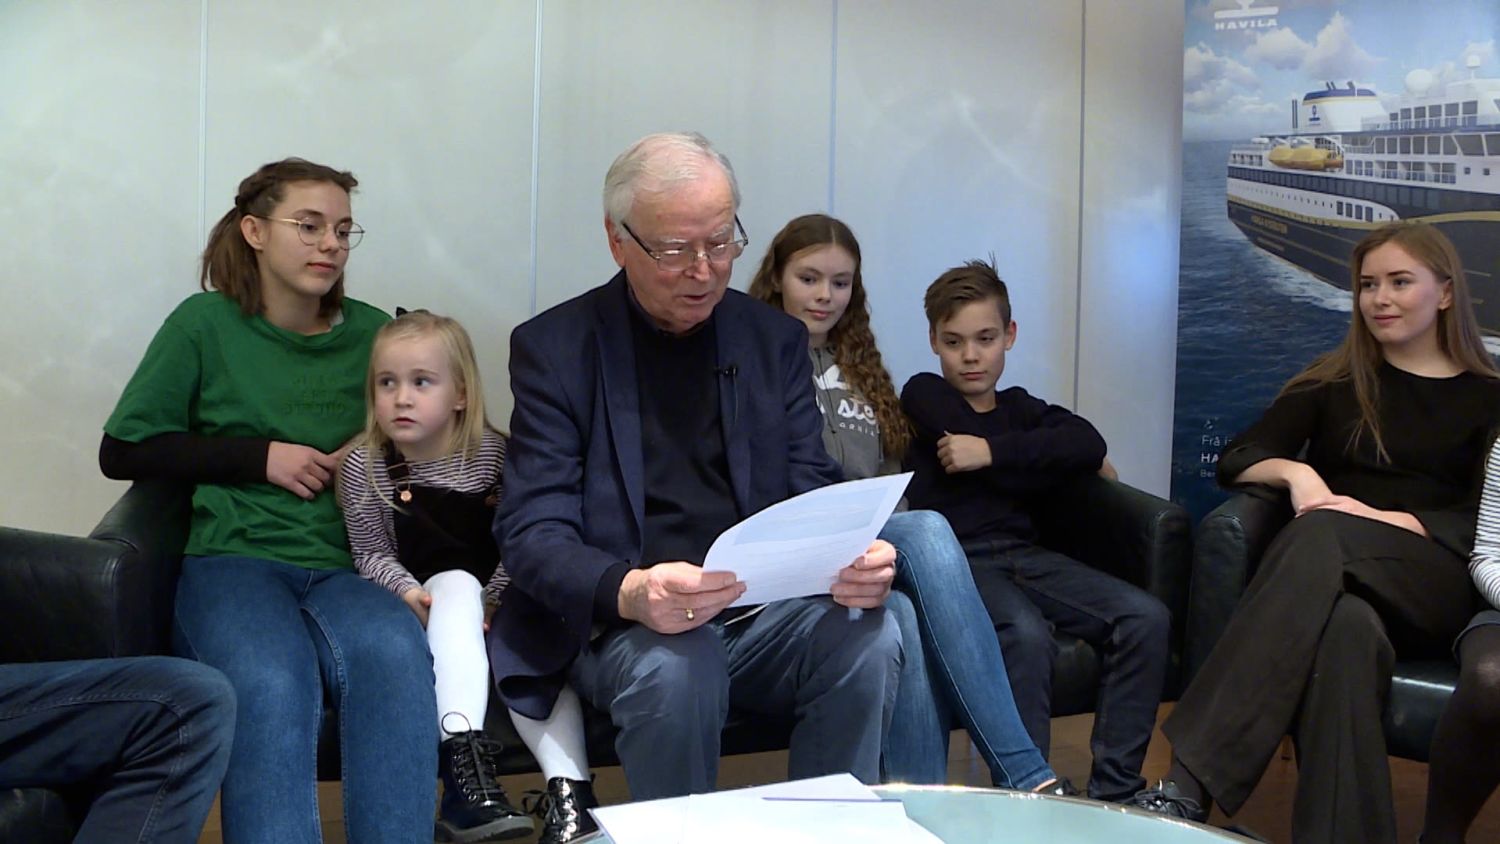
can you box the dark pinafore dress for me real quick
[384,443,500,585]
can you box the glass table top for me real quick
[872,784,1257,842]
[579,783,1259,842]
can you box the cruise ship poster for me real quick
[1172,0,1500,519]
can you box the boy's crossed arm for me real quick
[903,375,1107,491]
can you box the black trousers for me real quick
[1163,510,1473,844]
[964,538,1171,801]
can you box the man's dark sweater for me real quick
[900,372,1106,543]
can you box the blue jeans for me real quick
[568,595,902,800]
[879,511,1054,789]
[174,556,438,843]
[965,538,1170,801]
[0,657,235,844]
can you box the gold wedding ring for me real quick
[685,607,696,621]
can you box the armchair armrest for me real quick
[1183,489,1292,684]
[1033,475,1192,603]
[1032,475,1193,695]
[0,481,191,663]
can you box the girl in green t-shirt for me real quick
[101,158,438,843]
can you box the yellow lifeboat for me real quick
[1268,143,1344,170]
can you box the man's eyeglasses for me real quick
[620,216,748,272]
[254,216,365,250]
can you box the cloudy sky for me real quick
[1183,0,1497,142]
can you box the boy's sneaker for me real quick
[527,776,600,844]
[1035,776,1080,797]
[435,731,534,842]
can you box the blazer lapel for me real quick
[716,301,752,514]
[596,274,646,537]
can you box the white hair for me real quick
[602,132,741,235]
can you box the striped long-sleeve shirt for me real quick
[1471,437,1500,609]
[337,429,509,605]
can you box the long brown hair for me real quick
[201,158,358,318]
[748,213,912,461]
[1281,220,1499,460]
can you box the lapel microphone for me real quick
[716,364,739,426]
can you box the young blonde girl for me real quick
[338,311,595,844]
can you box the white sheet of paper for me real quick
[702,473,912,607]
[590,773,879,844]
[680,794,920,844]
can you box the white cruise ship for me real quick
[1226,60,1500,329]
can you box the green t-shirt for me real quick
[105,292,389,570]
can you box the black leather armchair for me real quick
[1029,474,1194,714]
[0,480,190,844]
[1186,491,1456,761]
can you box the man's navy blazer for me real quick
[489,271,843,718]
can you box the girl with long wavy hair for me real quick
[748,213,1068,793]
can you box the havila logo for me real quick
[1214,0,1278,31]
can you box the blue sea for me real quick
[1169,140,1350,520]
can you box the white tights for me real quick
[423,570,591,780]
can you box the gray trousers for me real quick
[568,596,903,800]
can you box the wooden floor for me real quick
[196,704,1500,842]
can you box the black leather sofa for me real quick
[0,480,186,843]
[1185,490,1458,762]
[0,473,1189,839]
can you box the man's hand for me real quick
[267,442,339,500]
[937,432,992,473]
[618,562,745,634]
[830,540,897,609]
[402,587,432,628]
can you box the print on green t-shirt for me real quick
[105,292,390,570]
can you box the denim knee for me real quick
[163,659,237,739]
[824,605,904,678]
[613,627,729,725]
[999,611,1057,669]
[885,511,962,565]
[329,606,433,680]
[1115,591,1172,651]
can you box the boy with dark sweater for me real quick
[900,259,1170,802]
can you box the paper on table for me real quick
[680,794,922,844]
[702,473,912,607]
[590,773,879,844]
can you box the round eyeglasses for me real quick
[255,216,366,250]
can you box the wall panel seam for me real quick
[1072,0,1087,409]
[827,0,839,214]
[198,0,209,243]
[528,0,545,317]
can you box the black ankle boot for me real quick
[1127,780,1210,824]
[435,731,534,843]
[530,776,600,844]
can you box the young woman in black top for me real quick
[1131,222,1500,844]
